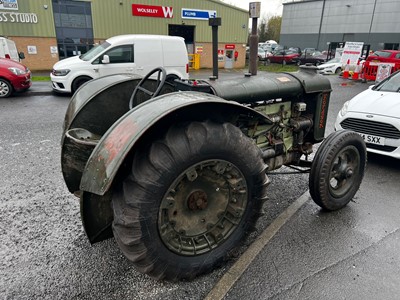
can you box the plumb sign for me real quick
[181,8,217,20]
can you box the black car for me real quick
[293,50,327,66]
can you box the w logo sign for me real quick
[162,6,173,18]
[132,4,173,18]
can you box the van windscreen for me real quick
[80,41,111,61]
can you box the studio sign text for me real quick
[0,12,38,23]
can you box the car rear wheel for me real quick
[335,67,342,75]
[0,78,13,98]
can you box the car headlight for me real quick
[339,100,350,117]
[8,67,27,75]
[52,69,70,76]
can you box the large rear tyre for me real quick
[309,130,367,211]
[112,121,269,280]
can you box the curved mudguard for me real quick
[61,74,142,194]
[80,91,272,196]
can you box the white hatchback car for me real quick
[335,71,400,159]
[317,57,342,75]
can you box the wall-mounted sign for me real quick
[27,45,37,55]
[0,12,38,23]
[218,49,224,61]
[132,4,173,18]
[0,0,18,10]
[50,46,58,54]
[181,8,216,20]
[225,44,235,50]
[196,46,203,54]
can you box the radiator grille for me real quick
[366,144,397,152]
[340,118,400,139]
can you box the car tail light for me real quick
[186,63,189,74]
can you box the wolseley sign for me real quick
[132,4,173,18]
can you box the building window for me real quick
[384,43,399,50]
[52,0,94,59]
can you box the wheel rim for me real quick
[0,81,10,96]
[158,159,248,256]
[328,145,360,198]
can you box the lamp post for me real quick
[209,17,221,79]
[249,2,261,75]
[316,0,326,50]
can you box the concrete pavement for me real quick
[24,71,399,300]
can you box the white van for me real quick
[0,37,25,62]
[51,34,189,93]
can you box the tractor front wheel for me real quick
[309,130,367,211]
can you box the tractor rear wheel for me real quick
[112,121,268,280]
[309,130,366,211]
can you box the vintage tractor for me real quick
[61,66,366,280]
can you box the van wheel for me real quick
[0,78,13,98]
[71,76,92,93]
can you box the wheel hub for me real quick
[329,146,360,197]
[187,190,208,211]
[158,160,248,256]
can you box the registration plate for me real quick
[359,133,385,146]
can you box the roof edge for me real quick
[208,0,249,14]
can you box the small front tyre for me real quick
[112,121,269,280]
[309,130,367,211]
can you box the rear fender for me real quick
[61,74,141,194]
[80,91,272,196]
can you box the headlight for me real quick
[52,69,70,76]
[8,67,27,75]
[339,100,350,117]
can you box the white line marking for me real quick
[205,191,310,300]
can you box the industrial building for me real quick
[0,0,249,71]
[280,0,400,52]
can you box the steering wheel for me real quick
[129,67,167,109]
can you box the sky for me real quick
[219,0,283,19]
